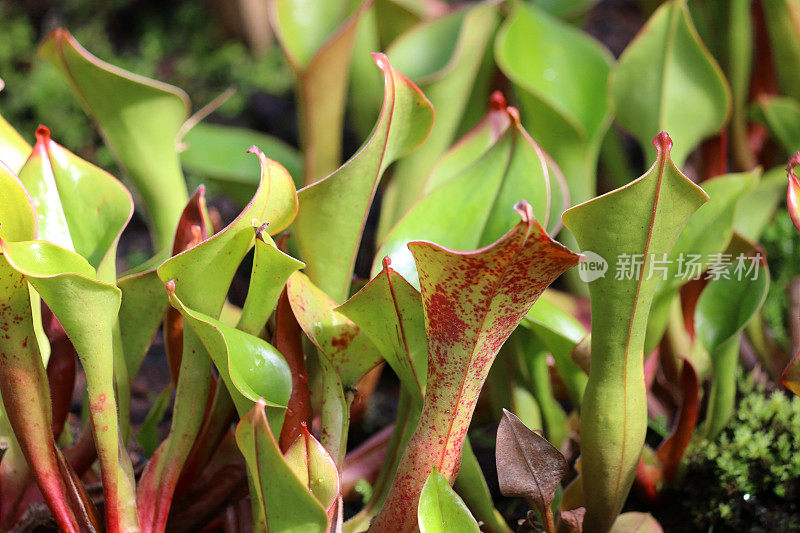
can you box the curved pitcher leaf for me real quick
[375,100,565,287]
[644,170,759,353]
[0,239,139,533]
[40,29,190,250]
[561,132,708,532]
[236,400,329,533]
[293,53,433,303]
[139,148,297,533]
[337,257,427,405]
[237,226,305,337]
[370,201,580,532]
[166,284,291,421]
[695,260,768,438]
[18,126,133,282]
[180,122,303,202]
[610,0,730,167]
[0,168,88,532]
[378,1,500,232]
[268,0,367,183]
[417,468,480,533]
[284,424,341,514]
[496,409,568,533]
[496,0,613,203]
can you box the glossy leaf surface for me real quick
[417,468,480,533]
[18,126,132,281]
[40,29,190,249]
[167,286,291,416]
[496,1,612,203]
[371,201,579,532]
[610,0,730,167]
[0,109,31,174]
[562,133,707,532]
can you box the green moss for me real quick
[661,377,800,532]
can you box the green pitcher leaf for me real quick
[496,0,613,203]
[417,468,480,533]
[496,409,568,532]
[180,122,303,202]
[337,257,427,405]
[237,226,305,337]
[40,29,191,250]
[644,170,759,353]
[561,132,708,531]
[268,0,366,182]
[375,99,566,287]
[371,201,579,532]
[136,385,173,458]
[166,284,291,421]
[610,0,731,167]
[734,166,785,242]
[236,400,329,533]
[0,239,139,532]
[139,148,297,533]
[0,169,89,532]
[18,126,132,281]
[284,424,341,513]
[293,52,433,303]
[378,1,500,232]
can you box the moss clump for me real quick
[662,378,800,532]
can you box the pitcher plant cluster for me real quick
[0,1,799,532]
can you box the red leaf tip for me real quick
[371,52,390,71]
[35,125,51,143]
[489,91,507,111]
[165,279,176,295]
[382,256,392,269]
[653,131,673,155]
[246,145,262,156]
[513,200,534,224]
